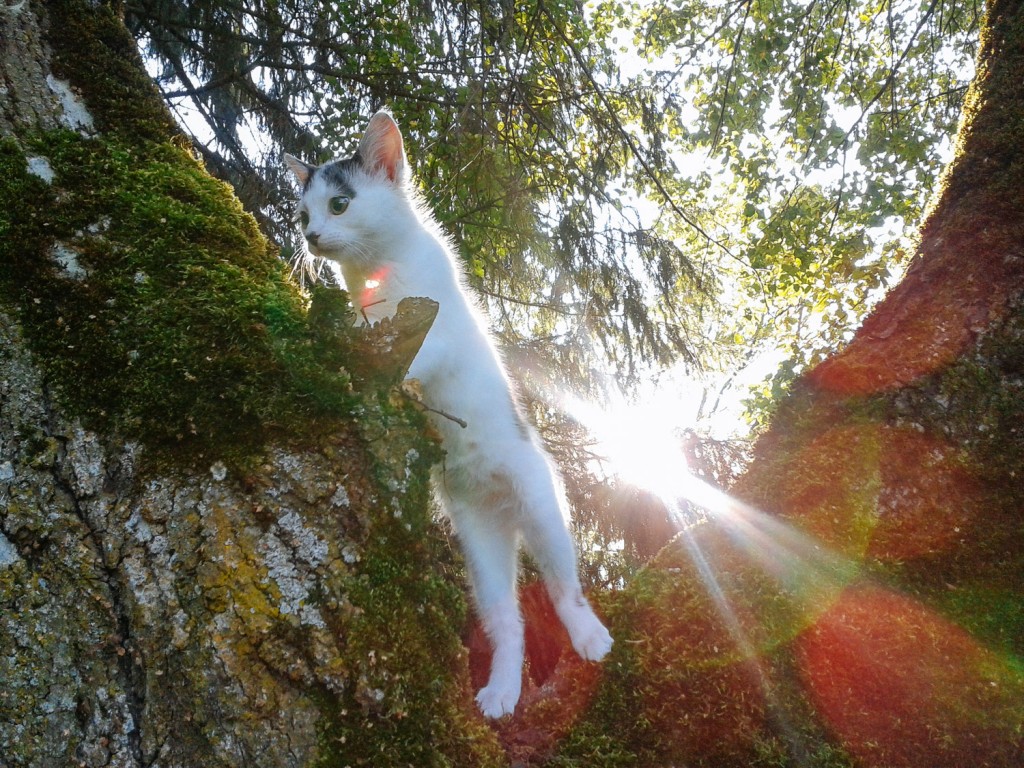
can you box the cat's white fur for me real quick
[285,112,612,718]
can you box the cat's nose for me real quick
[305,232,319,246]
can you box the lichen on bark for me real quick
[1,302,500,766]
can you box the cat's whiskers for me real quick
[341,239,375,266]
[288,242,324,287]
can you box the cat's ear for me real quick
[358,111,406,184]
[283,153,315,186]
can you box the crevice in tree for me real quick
[39,379,149,768]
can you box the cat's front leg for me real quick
[552,588,614,661]
[516,466,614,663]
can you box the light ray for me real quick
[560,387,859,607]
[680,476,860,604]
[559,383,1023,764]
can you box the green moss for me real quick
[307,427,504,767]
[0,132,364,467]
[45,0,180,143]
[544,600,652,767]
[0,5,507,765]
[932,584,1024,662]
[550,537,859,767]
[0,2,374,468]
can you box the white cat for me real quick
[285,111,612,718]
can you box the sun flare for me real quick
[560,386,859,602]
[560,392,696,513]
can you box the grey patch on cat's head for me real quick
[286,151,363,197]
[312,155,362,198]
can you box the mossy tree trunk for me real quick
[0,2,502,766]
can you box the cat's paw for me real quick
[476,681,520,719]
[570,617,614,662]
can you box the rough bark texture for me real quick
[1,296,497,768]
[0,0,62,135]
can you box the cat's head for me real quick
[285,111,410,270]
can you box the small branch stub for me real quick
[348,297,439,388]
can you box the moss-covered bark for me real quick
[0,2,502,765]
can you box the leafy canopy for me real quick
[620,0,979,425]
[126,0,980,567]
[128,0,979,422]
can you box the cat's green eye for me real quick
[299,211,309,228]
[329,196,350,215]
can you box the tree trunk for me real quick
[0,2,500,766]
